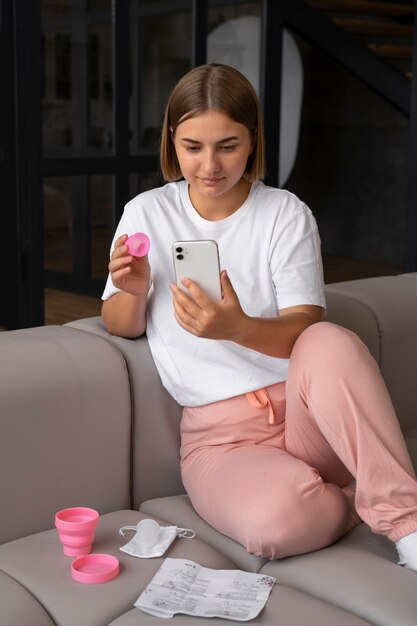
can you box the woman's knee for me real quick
[290,321,371,377]
[184,446,354,560]
[241,467,351,559]
[296,321,362,352]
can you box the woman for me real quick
[102,63,417,569]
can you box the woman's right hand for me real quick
[108,234,151,296]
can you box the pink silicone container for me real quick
[55,507,99,557]
[71,554,120,584]
[126,232,150,257]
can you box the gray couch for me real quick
[1,274,417,626]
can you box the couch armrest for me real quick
[325,274,417,433]
[0,325,131,544]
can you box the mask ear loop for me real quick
[119,525,195,539]
[119,525,138,537]
[177,528,196,539]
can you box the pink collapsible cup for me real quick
[126,232,150,257]
[55,507,99,557]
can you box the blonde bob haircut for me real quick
[160,64,265,182]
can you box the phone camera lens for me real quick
[177,254,184,260]
[176,247,183,253]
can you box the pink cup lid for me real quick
[71,553,119,584]
[126,232,150,257]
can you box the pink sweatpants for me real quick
[180,322,417,559]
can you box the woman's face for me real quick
[172,109,254,220]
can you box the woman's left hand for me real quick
[170,270,246,341]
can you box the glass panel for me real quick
[129,1,192,154]
[42,30,73,151]
[91,175,114,279]
[44,177,73,274]
[44,175,115,280]
[88,22,113,151]
[129,172,162,200]
[42,0,72,18]
[208,2,262,94]
[88,0,111,11]
[42,3,113,156]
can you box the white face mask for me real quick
[119,518,195,558]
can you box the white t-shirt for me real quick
[102,180,325,407]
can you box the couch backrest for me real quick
[67,317,184,510]
[325,274,417,469]
[0,326,132,544]
[325,275,417,431]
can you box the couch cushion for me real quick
[0,510,237,626]
[108,585,373,626]
[140,494,268,573]
[0,326,131,544]
[0,570,55,626]
[0,508,375,626]
[260,523,417,626]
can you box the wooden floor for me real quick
[44,288,102,326]
[41,255,402,327]
[321,254,401,284]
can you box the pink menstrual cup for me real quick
[126,232,150,257]
[136,518,161,548]
[55,507,99,557]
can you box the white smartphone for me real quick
[172,240,222,302]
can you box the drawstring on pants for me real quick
[246,388,276,424]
